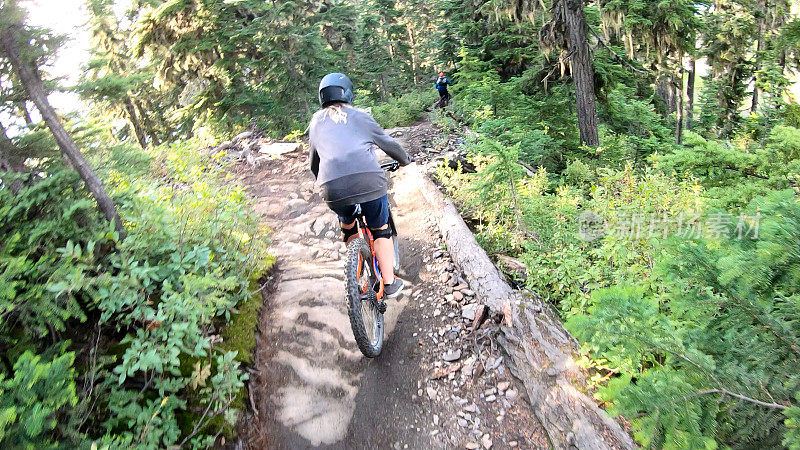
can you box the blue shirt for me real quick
[435,77,449,92]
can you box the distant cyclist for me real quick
[434,72,450,106]
[307,73,413,298]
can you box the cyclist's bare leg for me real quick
[372,224,395,284]
[341,220,359,244]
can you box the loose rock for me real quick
[232,130,253,142]
[311,218,326,235]
[461,304,480,320]
[431,362,461,379]
[426,386,437,399]
[442,349,462,362]
[505,389,518,401]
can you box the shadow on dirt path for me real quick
[235,121,546,449]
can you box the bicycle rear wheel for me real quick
[345,237,384,357]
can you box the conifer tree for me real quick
[0,0,124,233]
[570,191,800,446]
[701,0,757,136]
[80,0,152,148]
[541,0,600,146]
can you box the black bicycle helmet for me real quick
[319,72,354,107]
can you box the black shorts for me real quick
[330,195,390,229]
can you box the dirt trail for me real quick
[235,122,546,449]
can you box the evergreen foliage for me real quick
[4,0,800,445]
[1,139,272,446]
[432,0,800,441]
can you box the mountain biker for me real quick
[308,72,413,298]
[434,72,450,105]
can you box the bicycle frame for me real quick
[353,159,400,304]
[355,209,398,302]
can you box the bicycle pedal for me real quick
[377,300,387,314]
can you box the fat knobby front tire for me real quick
[345,237,384,357]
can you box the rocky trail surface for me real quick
[230,121,547,449]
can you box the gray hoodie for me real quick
[308,105,411,208]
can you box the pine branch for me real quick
[588,27,648,75]
[694,256,800,358]
[679,389,789,410]
[616,330,792,412]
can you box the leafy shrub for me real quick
[568,190,800,447]
[429,30,800,446]
[0,351,78,448]
[368,89,436,128]
[439,158,702,315]
[779,104,800,128]
[563,159,594,186]
[598,85,675,167]
[653,127,800,209]
[437,132,800,446]
[0,141,272,447]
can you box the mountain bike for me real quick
[344,160,401,358]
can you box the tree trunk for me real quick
[123,97,148,149]
[722,66,739,135]
[0,122,24,195]
[135,99,161,146]
[686,58,696,129]
[564,0,600,147]
[407,24,418,79]
[656,74,677,114]
[751,0,765,113]
[676,67,684,144]
[0,23,125,236]
[750,75,760,113]
[750,42,764,113]
[380,73,389,101]
[419,170,635,449]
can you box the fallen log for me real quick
[497,254,528,281]
[417,165,635,450]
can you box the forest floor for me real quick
[232,120,548,449]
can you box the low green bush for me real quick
[568,190,800,448]
[0,140,272,447]
[368,89,437,129]
[436,132,800,447]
